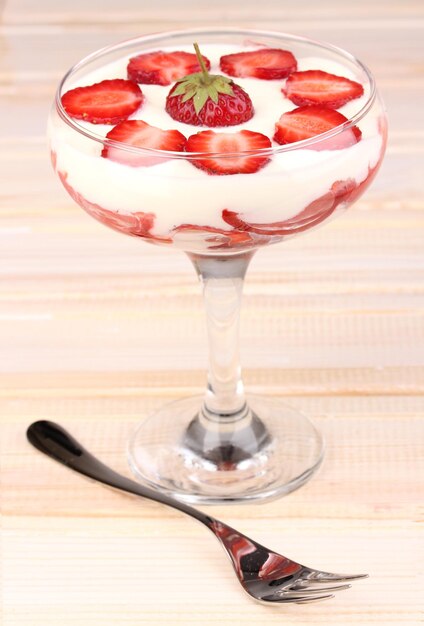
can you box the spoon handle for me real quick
[27,420,212,526]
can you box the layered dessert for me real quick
[49,39,387,252]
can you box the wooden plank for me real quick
[1,26,423,84]
[3,0,424,24]
[2,367,424,396]
[2,412,423,520]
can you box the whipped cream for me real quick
[49,43,384,244]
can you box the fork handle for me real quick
[27,420,213,527]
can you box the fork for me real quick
[27,420,367,605]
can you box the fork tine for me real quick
[290,583,351,594]
[263,592,335,604]
[295,593,335,604]
[310,572,368,583]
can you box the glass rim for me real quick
[55,27,377,159]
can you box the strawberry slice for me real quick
[347,116,388,203]
[283,70,364,108]
[274,105,362,149]
[57,170,171,242]
[61,79,143,125]
[127,50,211,86]
[101,120,186,167]
[222,199,333,236]
[185,130,272,175]
[173,224,254,248]
[220,48,297,80]
[50,149,57,170]
[222,178,357,236]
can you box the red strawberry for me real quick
[58,170,171,242]
[50,149,57,170]
[185,130,272,175]
[173,224,254,248]
[274,105,362,149]
[347,116,387,203]
[220,48,297,80]
[61,79,143,125]
[222,178,357,236]
[283,70,364,108]
[101,120,186,167]
[166,43,253,127]
[166,82,253,127]
[127,50,211,86]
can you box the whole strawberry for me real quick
[166,43,254,127]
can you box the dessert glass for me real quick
[49,28,387,504]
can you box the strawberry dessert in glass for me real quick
[49,28,387,504]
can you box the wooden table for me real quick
[1,1,423,624]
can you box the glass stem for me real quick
[188,251,255,420]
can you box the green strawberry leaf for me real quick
[193,89,209,114]
[207,84,219,103]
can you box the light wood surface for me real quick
[1,1,423,624]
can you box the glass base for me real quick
[127,394,324,505]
